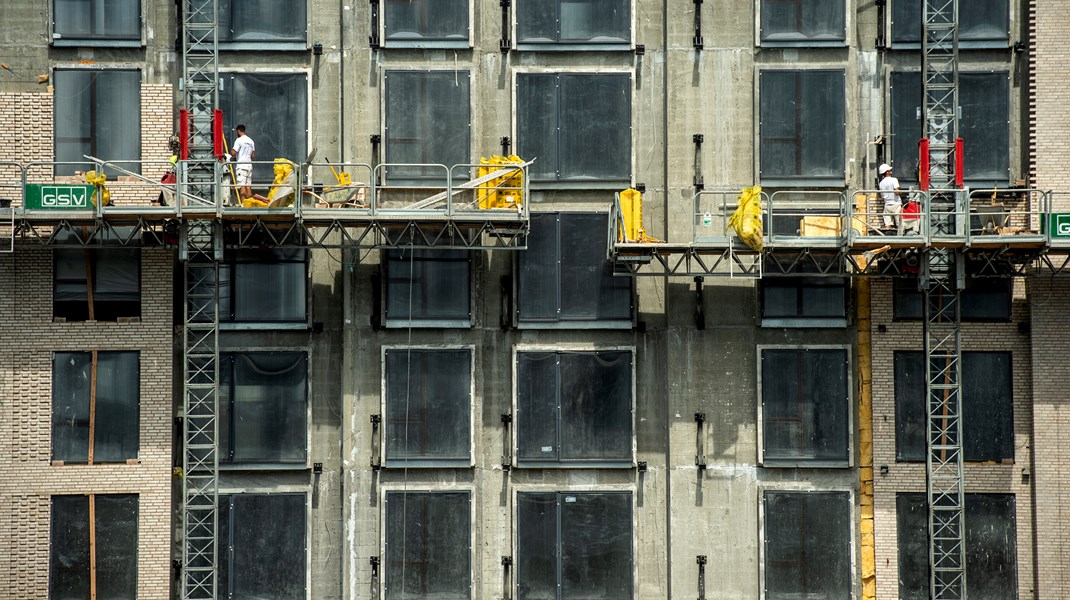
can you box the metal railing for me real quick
[965,188,1048,244]
[692,188,769,244]
[848,188,931,242]
[766,190,847,246]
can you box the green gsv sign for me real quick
[1049,213,1070,239]
[23,184,95,210]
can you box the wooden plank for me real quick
[84,251,95,321]
[88,351,97,465]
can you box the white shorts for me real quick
[236,167,252,187]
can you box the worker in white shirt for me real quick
[878,163,902,235]
[230,124,256,200]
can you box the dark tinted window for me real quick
[764,491,851,599]
[219,494,307,599]
[50,494,138,600]
[517,0,630,44]
[217,0,307,43]
[220,352,308,465]
[385,0,468,41]
[761,348,850,464]
[761,276,848,322]
[219,73,308,182]
[54,0,140,40]
[893,276,1012,321]
[54,69,140,176]
[760,70,845,181]
[220,249,307,323]
[384,491,472,599]
[760,0,845,43]
[385,349,472,464]
[54,248,140,322]
[385,71,470,179]
[385,250,471,324]
[892,0,1009,44]
[52,351,139,463]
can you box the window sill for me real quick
[218,41,308,51]
[51,459,141,466]
[761,317,848,329]
[385,319,472,329]
[219,462,309,471]
[888,40,1011,51]
[758,39,847,48]
[515,43,632,52]
[52,38,142,48]
[515,460,634,469]
[896,458,1014,465]
[529,180,633,191]
[383,40,471,50]
[759,177,846,189]
[761,459,852,469]
[517,320,633,330]
[383,459,474,469]
[219,321,309,331]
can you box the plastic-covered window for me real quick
[517,492,633,600]
[219,73,308,182]
[894,351,1013,462]
[896,493,1018,600]
[892,0,1009,44]
[518,213,632,324]
[384,491,472,599]
[54,0,140,40]
[50,494,138,600]
[385,71,471,180]
[763,491,850,599]
[517,74,632,182]
[219,352,308,465]
[517,0,630,45]
[385,249,471,324]
[219,494,307,599]
[759,70,845,182]
[217,0,307,43]
[54,247,140,322]
[760,0,845,43]
[54,69,141,177]
[892,276,1012,321]
[517,350,633,465]
[52,351,140,463]
[761,348,850,464]
[761,276,848,321]
[385,0,469,41]
[219,248,308,323]
[385,349,472,464]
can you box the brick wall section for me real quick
[869,279,1036,599]
[0,248,174,599]
[1029,0,1070,197]
[0,92,53,192]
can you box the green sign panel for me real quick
[1049,213,1070,239]
[23,184,94,210]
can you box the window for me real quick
[217,0,307,44]
[54,69,140,177]
[219,73,308,182]
[894,351,1013,462]
[761,276,848,326]
[384,349,472,466]
[220,249,308,324]
[219,352,308,465]
[54,247,140,322]
[50,494,138,600]
[219,494,307,600]
[897,493,1017,600]
[517,0,631,46]
[517,492,633,600]
[52,351,139,464]
[891,0,1009,45]
[384,491,471,599]
[889,72,1010,184]
[517,73,631,183]
[518,213,632,326]
[385,71,471,180]
[892,276,1012,321]
[385,249,471,326]
[516,350,633,465]
[763,491,851,600]
[760,348,850,465]
[759,70,845,183]
[384,0,468,44]
[54,0,140,42]
[760,0,845,44]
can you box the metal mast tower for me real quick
[922,0,967,598]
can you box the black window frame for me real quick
[890,0,1010,48]
[216,0,309,48]
[218,493,308,600]
[759,347,851,466]
[383,249,472,328]
[53,68,142,177]
[383,0,470,47]
[759,276,849,327]
[516,0,632,49]
[383,69,472,182]
[516,212,634,328]
[219,248,309,327]
[53,246,141,322]
[218,71,309,183]
[383,348,474,467]
[383,490,473,600]
[50,493,138,600]
[759,0,847,46]
[52,0,141,45]
[892,275,1013,322]
[516,72,633,185]
[896,492,1018,600]
[515,349,634,467]
[516,491,634,600]
[52,350,140,464]
[218,351,309,467]
[894,350,1014,463]
[762,490,852,600]
[759,69,847,186]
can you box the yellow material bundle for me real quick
[84,171,111,207]
[726,185,763,251]
[477,155,525,209]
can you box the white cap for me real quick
[878,163,892,175]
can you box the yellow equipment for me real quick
[84,171,111,206]
[477,155,525,209]
[242,159,297,208]
[727,185,763,251]
[616,188,660,243]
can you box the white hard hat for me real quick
[878,163,892,175]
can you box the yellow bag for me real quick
[726,185,763,251]
[84,171,111,207]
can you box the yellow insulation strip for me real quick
[727,185,763,251]
[856,278,876,600]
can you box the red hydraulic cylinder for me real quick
[918,138,930,191]
[178,109,189,160]
[212,109,225,159]
[954,138,964,188]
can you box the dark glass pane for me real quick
[760,71,845,180]
[519,0,629,43]
[559,351,632,461]
[560,214,631,321]
[560,492,633,599]
[50,495,90,600]
[385,349,472,461]
[895,493,929,600]
[762,349,849,462]
[385,249,470,321]
[218,0,307,42]
[962,352,1013,461]
[518,214,562,321]
[517,353,560,462]
[220,352,308,464]
[93,352,139,462]
[219,73,308,182]
[762,277,846,319]
[761,0,845,41]
[890,71,923,184]
[54,0,140,40]
[220,494,306,599]
[764,491,851,599]
[517,75,559,180]
[94,494,138,600]
[385,0,468,40]
[517,493,558,600]
[52,352,92,463]
[894,351,926,462]
[384,492,471,600]
[385,71,470,179]
[892,0,1008,43]
[558,75,631,180]
[224,249,307,323]
[54,70,141,177]
[960,73,1009,182]
[894,277,1012,321]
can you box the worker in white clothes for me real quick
[878,163,903,235]
[230,124,256,201]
